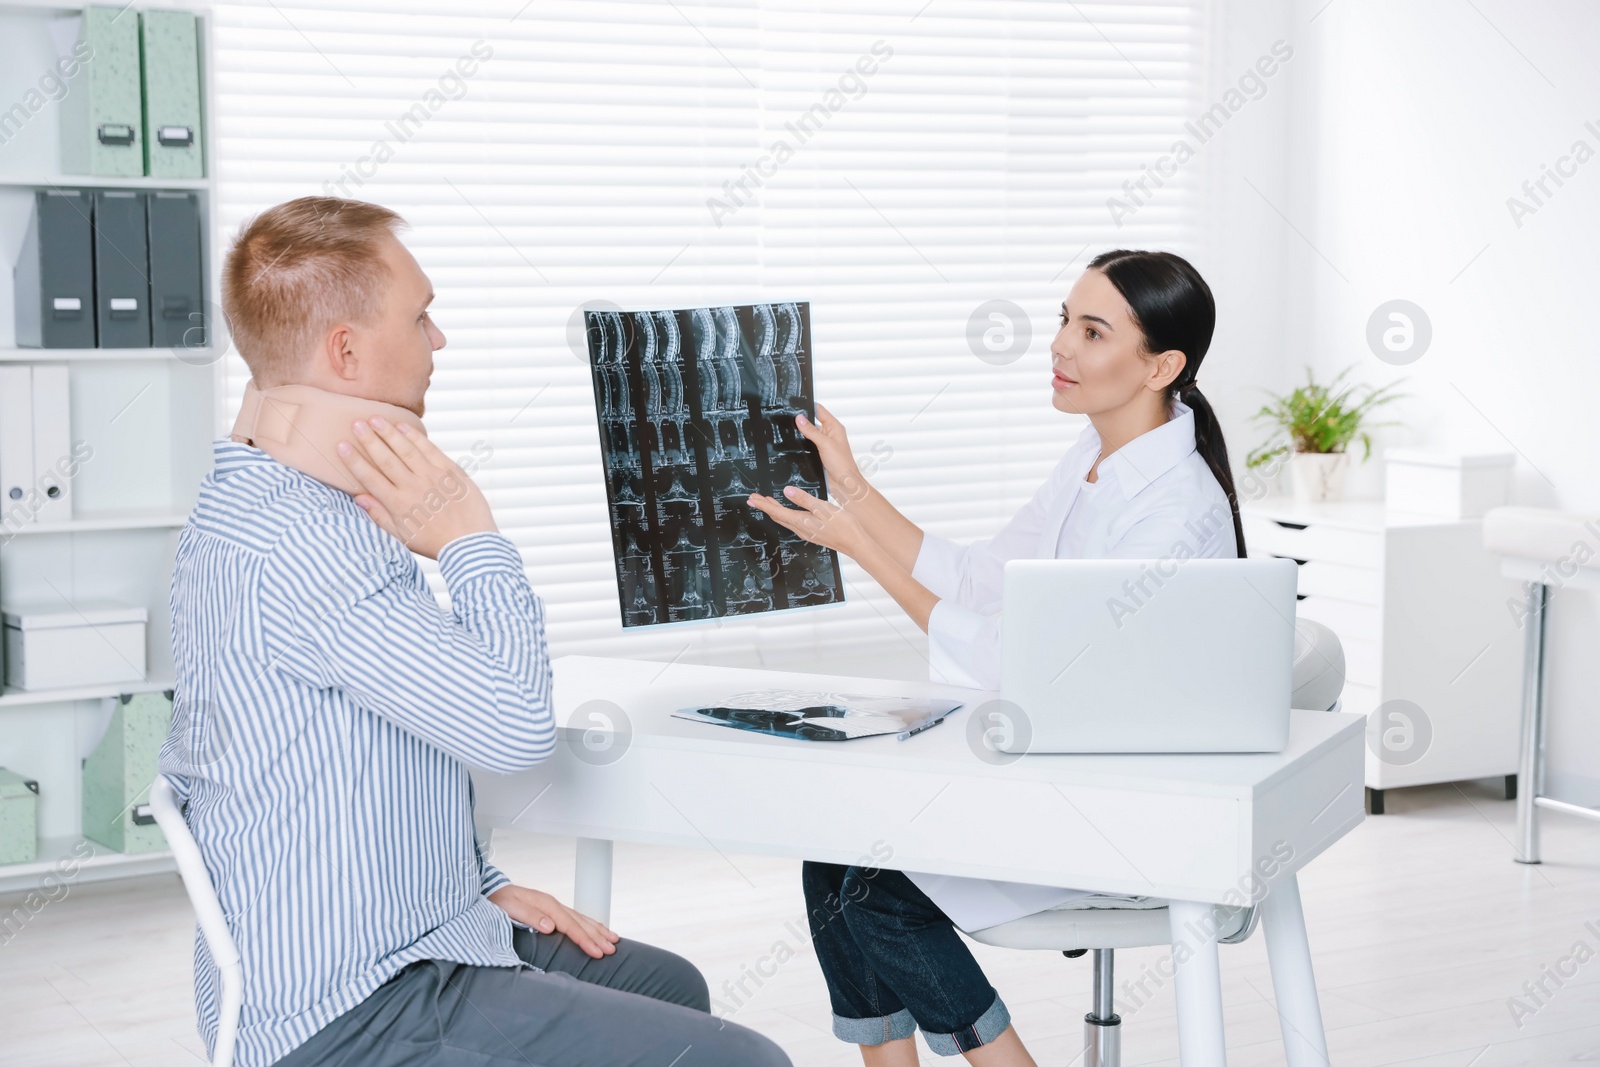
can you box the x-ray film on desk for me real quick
[585,301,844,626]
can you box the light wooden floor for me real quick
[2,778,1598,1066]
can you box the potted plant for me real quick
[1247,367,1403,504]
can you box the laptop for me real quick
[998,557,1298,753]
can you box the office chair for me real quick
[1482,506,1600,863]
[150,775,242,1067]
[966,617,1347,1067]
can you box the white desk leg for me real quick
[1261,873,1330,1067]
[1169,900,1227,1067]
[574,838,614,926]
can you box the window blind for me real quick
[212,0,1211,668]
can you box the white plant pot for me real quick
[1291,451,1350,505]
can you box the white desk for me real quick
[472,656,1366,1066]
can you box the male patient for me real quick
[160,196,789,1067]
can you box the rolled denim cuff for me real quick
[920,993,1011,1056]
[833,1008,916,1047]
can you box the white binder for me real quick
[31,365,72,523]
[0,366,35,525]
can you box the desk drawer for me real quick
[1244,515,1383,568]
[1295,560,1383,605]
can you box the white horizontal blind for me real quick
[212,0,1210,667]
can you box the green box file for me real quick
[58,7,145,178]
[0,769,40,866]
[139,10,204,179]
[82,692,172,854]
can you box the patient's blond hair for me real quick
[222,197,406,384]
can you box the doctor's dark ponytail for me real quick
[1087,249,1247,558]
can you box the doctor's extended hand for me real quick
[337,416,498,560]
[795,404,875,507]
[747,485,871,560]
[488,884,620,959]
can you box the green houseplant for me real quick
[1247,367,1403,504]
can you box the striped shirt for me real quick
[160,439,557,1067]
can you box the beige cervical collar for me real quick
[231,380,428,496]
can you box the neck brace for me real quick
[231,380,428,496]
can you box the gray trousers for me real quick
[276,927,790,1067]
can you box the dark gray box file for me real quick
[146,192,205,349]
[92,190,152,348]
[13,191,96,349]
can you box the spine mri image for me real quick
[585,301,844,627]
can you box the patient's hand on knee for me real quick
[488,885,620,959]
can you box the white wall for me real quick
[1271,0,1600,804]
[1199,0,1297,485]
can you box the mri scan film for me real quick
[585,301,844,627]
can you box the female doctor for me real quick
[746,250,1247,1066]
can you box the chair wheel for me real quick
[1062,948,1088,958]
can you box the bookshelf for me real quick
[0,0,222,891]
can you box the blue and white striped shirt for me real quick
[160,439,557,1067]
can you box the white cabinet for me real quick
[1242,497,1523,813]
[0,0,222,891]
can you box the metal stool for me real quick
[1483,507,1600,863]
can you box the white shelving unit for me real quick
[0,346,222,362]
[0,174,210,190]
[0,0,223,890]
[1242,497,1524,814]
[0,831,176,893]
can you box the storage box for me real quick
[1385,449,1514,519]
[58,7,146,178]
[82,691,171,854]
[2,603,147,691]
[0,769,40,865]
[140,10,206,179]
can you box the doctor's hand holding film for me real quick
[748,403,926,572]
[747,403,940,631]
[747,403,873,555]
[792,403,871,505]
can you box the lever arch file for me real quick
[30,365,73,523]
[0,367,34,523]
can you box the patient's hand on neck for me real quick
[339,415,498,559]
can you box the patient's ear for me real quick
[321,323,360,382]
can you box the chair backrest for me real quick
[150,775,242,1067]
[1290,618,1345,712]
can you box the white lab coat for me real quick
[905,401,1238,931]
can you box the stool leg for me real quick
[1261,874,1329,1067]
[1169,900,1227,1067]
[1516,582,1549,865]
[1084,948,1121,1067]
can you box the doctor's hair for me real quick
[222,197,408,385]
[1088,249,1247,557]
